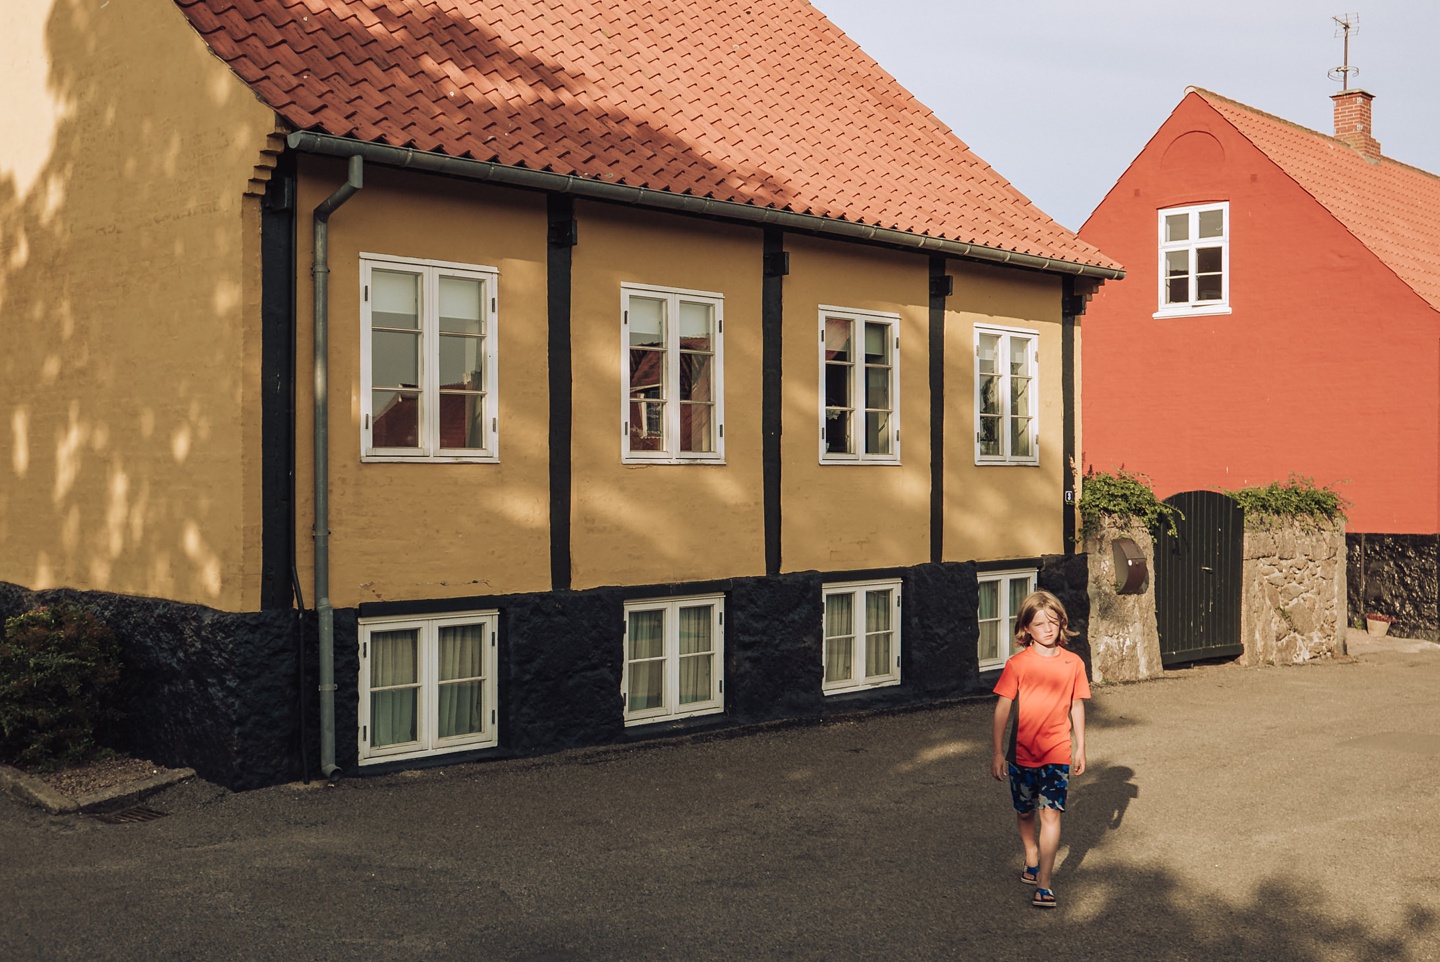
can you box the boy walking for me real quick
[990,590,1090,908]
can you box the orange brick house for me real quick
[1,0,1120,786]
[1080,87,1440,639]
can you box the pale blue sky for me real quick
[808,1,1440,231]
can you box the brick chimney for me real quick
[1331,88,1381,160]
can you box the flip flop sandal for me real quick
[1032,888,1057,908]
[1020,867,1039,885]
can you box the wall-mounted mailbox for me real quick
[1111,538,1147,594]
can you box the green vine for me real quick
[1225,474,1349,527]
[1078,467,1183,541]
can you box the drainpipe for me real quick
[312,155,363,780]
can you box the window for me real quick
[822,580,901,693]
[977,569,1036,670]
[361,254,499,461]
[975,326,1038,465]
[1156,202,1229,316]
[622,595,724,725]
[820,308,900,462]
[359,611,498,764]
[622,285,724,462]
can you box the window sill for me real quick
[975,459,1041,468]
[823,677,901,696]
[358,736,499,766]
[819,458,902,466]
[1153,306,1232,319]
[623,705,724,727]
[363,454,499,464]
[621,457,727,466]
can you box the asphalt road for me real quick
[2,641,1437,962]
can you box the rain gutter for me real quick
[286,132,1124,281]
[310,154,363,781]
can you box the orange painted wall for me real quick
[1079,92,1440,535]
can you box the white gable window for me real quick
[1156,202,1230,317]
[622,284,724,463]
[820,307,901,463]
[977,569,1036,670]
[622,595,725,725]
[359,611,499,764]
[974,325,1039,465]
[822,579,902,694]
[361,254,499,461]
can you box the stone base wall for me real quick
[1083,521,1162,684]
[1346,533,1439,641]
[1239,521,1347,665]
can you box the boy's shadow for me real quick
[1062,764,1138,874]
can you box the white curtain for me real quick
[865,589,892,677]
[678,605,713,705]
[628,610,665,711]
[370,628,418,747]
[438,623,485,739]
[824,593,854,684]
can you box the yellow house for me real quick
[0,0,1121,786]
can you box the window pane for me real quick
[824,317,853,362]
[1010,417,1032,458]
[978,375,1000,416]
[978,620,999,664]
[825,634,854,684]
[439,334,483,391]
[825,359,852,410]
[438,392,485,449]
[825,593,855,684]
[865,409,891,455]
[678,300,713,346]
[628,661,663,711]
[865,589,892,633]
[680,352,712,403]
[370,627,419,748]
[679,654,712,705]
[371,689,417,746]
[1198,209,1224,238]
[1008,337,1028,377]
[372,270,420,329]
[371,390,419,448]
[1164,213,1189,243]
[865,365,890,410]
[372,629,419,686]
[978,415,1001,456]
[864,322,889,365]
[1196,276,1223,301]
[977,581,998,620]
[629,396,665,451]
[1165,249,1189,279]
[373,330,420,389]
[438,276,484,335]
[977,333,999,374]
[678,606,713,655]
[439,624,484,681]
[628,297,666,348]
[1009,577,1033,619]
[681,402,713,453]
[824,408,851,455]
[866,631,892,678]
[865,590,893,677]
[628,610,665,660]
[437,681,483,739]
[1196,246,1222,274]
[1010,376,1030,417]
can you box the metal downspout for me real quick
[312,155,363,780]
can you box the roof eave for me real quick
[286,131,1124,281]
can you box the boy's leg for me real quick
[1036,808,1062,889]
[1016,810,1040,870]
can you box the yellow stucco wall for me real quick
[0,0,278,610]
[293,162,552,608]
[944,262,1067,562]
[780,236,932,573]
[568,202,766,589]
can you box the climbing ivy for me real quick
[1078,468,1183,541]
[1226,474,1349,526]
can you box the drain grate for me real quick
[91,806,168,824]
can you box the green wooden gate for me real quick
[1153,490,1244,666]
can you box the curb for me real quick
[0,764,195,815]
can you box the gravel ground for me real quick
[30,755,173,798]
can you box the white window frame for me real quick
[974,324,1039,466]
[821,579,902,694]
[818,307,901,464]
[1155,202,1230,318]
[977,569,1036,671]
[360,253,500,462]
[358,610,499,765]
[621,284,725,464]
[621,594,725,726]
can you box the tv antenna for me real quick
[1329,13,1360,88]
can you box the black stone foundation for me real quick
[1346,534,1439,641]
[2,558,1092,789]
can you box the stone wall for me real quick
[1346,534,1439,641]
[1239,521,1347,665]
[1083,521,1163,684]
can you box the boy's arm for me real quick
[1070,698,1087,776]
[990,696,1013,780]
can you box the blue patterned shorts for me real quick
[1007,762,1070,813]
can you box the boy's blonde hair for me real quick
[1013,590,1078,648]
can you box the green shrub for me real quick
[0,603,122,768]
[1226,474,1349,526]
[1078,467,1183,540]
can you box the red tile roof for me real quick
[175,0,1118,273]
[1192,88,1440,310]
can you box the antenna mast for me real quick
[1328,13,1360,89]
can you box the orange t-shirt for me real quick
[993,645,1091,767]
